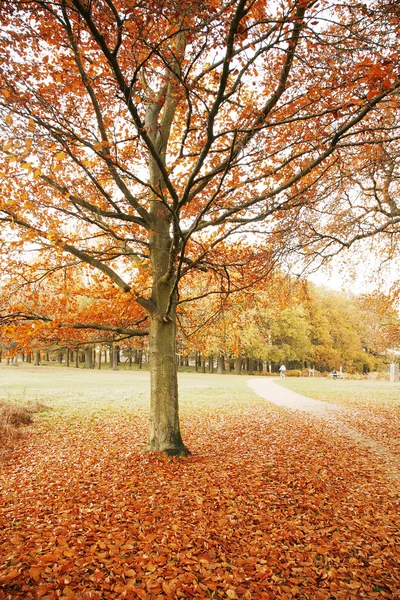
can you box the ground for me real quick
[0,364,399,599]
[248,377,400,486]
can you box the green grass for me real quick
[276,377,400,407]
[0,362,256,417]
[2,363,400,416]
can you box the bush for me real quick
[0,399,47,458]
[285,370,303,377]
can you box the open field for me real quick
[0,365,399,599]
[0,363,257,419]
[277,378,400,408]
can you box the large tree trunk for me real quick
[143,200,189,455]
[112,346,118,370]
[146,308,189,456]
[143,31,188,456]
[128,347,133,368]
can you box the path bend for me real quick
[248,377,400,489]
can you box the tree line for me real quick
[1,271,397,376]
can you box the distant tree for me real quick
[356,292,400,358]
[0,257,148,352]
[265,305,311,367]
[303,285,387,371]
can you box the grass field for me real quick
[0,364,399,599]
[0,363,257,417]
[277,377,400,407]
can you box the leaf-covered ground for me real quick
[278,379,400,457]
[0,370,399,599]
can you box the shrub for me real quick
[0,399,47,458]
[285,370,303,377]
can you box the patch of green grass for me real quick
[276,377,400,407]
[0,363,256,418]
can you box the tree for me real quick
[356,292,400,358]
[0,255,148,354]
[0,0,399,454]
[304,286,359,371]
[267,305,313,367]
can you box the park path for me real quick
[248,377,400,489]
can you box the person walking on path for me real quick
[279,364,286,378]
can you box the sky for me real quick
[307,252,400,297]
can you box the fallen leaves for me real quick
[0,393,399,599]
[279,379,400,464]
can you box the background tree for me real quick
[267,305,313,368]
[0,255,148,354]
[0,0,399,454]
[178,276,389,374]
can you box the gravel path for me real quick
[248,377,343,416]
[248,377,400,488]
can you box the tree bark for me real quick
[235,357,242,375]
[146,308,189,456]
[84,347,91,368]
[112,346,118,370]
[143,204,189,455]
[142,29,189,455]
[128,347,133,368]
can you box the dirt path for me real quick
[248,377,400,489]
